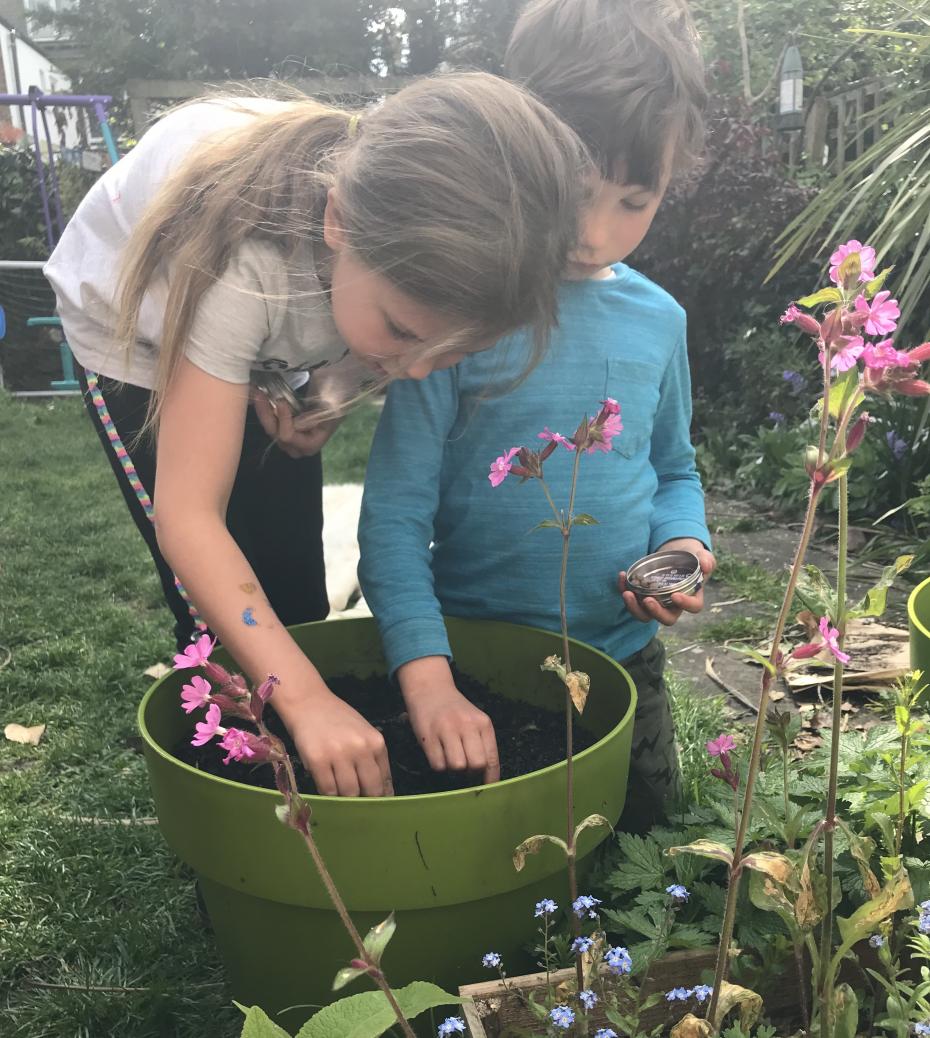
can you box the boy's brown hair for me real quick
[505,0,706,189]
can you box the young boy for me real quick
[358,0,712,828]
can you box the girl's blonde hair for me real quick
[115,72,591,429]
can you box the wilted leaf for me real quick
[741,851,796,887]
[670,1013,713,1038]
[837,819,880,899]
[836,869,913,951]
[4,723,45,746]
[513,833,568,872]
[712,981,763,1031]
[574,813,612,843]
[143,662,172,679]
[748,870,797,932]
[566,670,590,713]
[667,839,734,867]
[796,564,837,617]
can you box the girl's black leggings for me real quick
[79,369,329,652]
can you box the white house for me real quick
[0,10,80,148]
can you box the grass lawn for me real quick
[0,393,380,1038]
[0,391,730,1037]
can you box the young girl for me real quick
[44,73,589,799]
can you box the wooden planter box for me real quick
[459,948,718,1037]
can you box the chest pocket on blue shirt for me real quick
[606,357,660,459]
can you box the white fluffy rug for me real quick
[322,483,371,618]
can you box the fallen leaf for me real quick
[793,733,823,752]
[4,723,46,745]
[143,663,172,680]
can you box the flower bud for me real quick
[845,412,870,455]
[803,446,820,477]
[820,308,844,347]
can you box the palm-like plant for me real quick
[770,13,930,328]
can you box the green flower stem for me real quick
[563,446,586,1000]
[706,477,825,1027]
[818,469,849,1038]
[275,750,418,1038]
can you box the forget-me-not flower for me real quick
[481,952,502,968]
[549,1005,575,1029]
[437,1018,466,1036]
[535,898,558,918]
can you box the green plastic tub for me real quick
[909,575,930,677]
[139,616,635,1032]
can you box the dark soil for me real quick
[171,671,598,796]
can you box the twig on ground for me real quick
[713,596,748,608]
[705,657,761,714]
[54,815,159,826]
[667,643,699,658]
[0,646,10,672]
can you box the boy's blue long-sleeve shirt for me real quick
[358,264,711,675]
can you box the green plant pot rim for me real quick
[909,575,930,643]
[137,618,636,805]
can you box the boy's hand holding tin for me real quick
[618,537,716,627]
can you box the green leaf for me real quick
[237,1004,293,1037]
[834,984,859,1038]
[571,513,599,526]
[512,833,568,871]
[609,833,667,892]
[795,564,837,618]
[727,644,776,675]
[795,287,843,307]
[362,914,395,967]
[828,368,864,420]
[849,555,915,620]
[333,965,370,992]
[533,519,563,531]
[864,267,894,297]
[295,982,462,1038]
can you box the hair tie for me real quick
[347,113,361,139]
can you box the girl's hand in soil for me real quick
[397,656,501,784]
[287,688,394,797]
[618,538,716,627]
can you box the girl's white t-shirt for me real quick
[44,99,348,390]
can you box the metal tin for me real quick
[626,549,703,608]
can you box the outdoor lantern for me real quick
[779,44,804,129]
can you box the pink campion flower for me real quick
[819,616,850,665]
[180,675,212,714]
[820,335,864,373]
[217,728,257,765]
[706,734,736,757]
[863,343,930,397]
[191,702,224,747]
[780,305,821,337]
[862,338,912,370]
[587,411,623,453]
[792,640,823,661]
[829,240,877,286]
[854,291,900,336]
[845,411,871,455]
[488,447,521,487]
[173,633,217,670]
[538,427,575,451]
[599,397,621,416]
[218,728,282,766]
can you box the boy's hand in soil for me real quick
[618,538,716,627]
[397,656,501,784]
